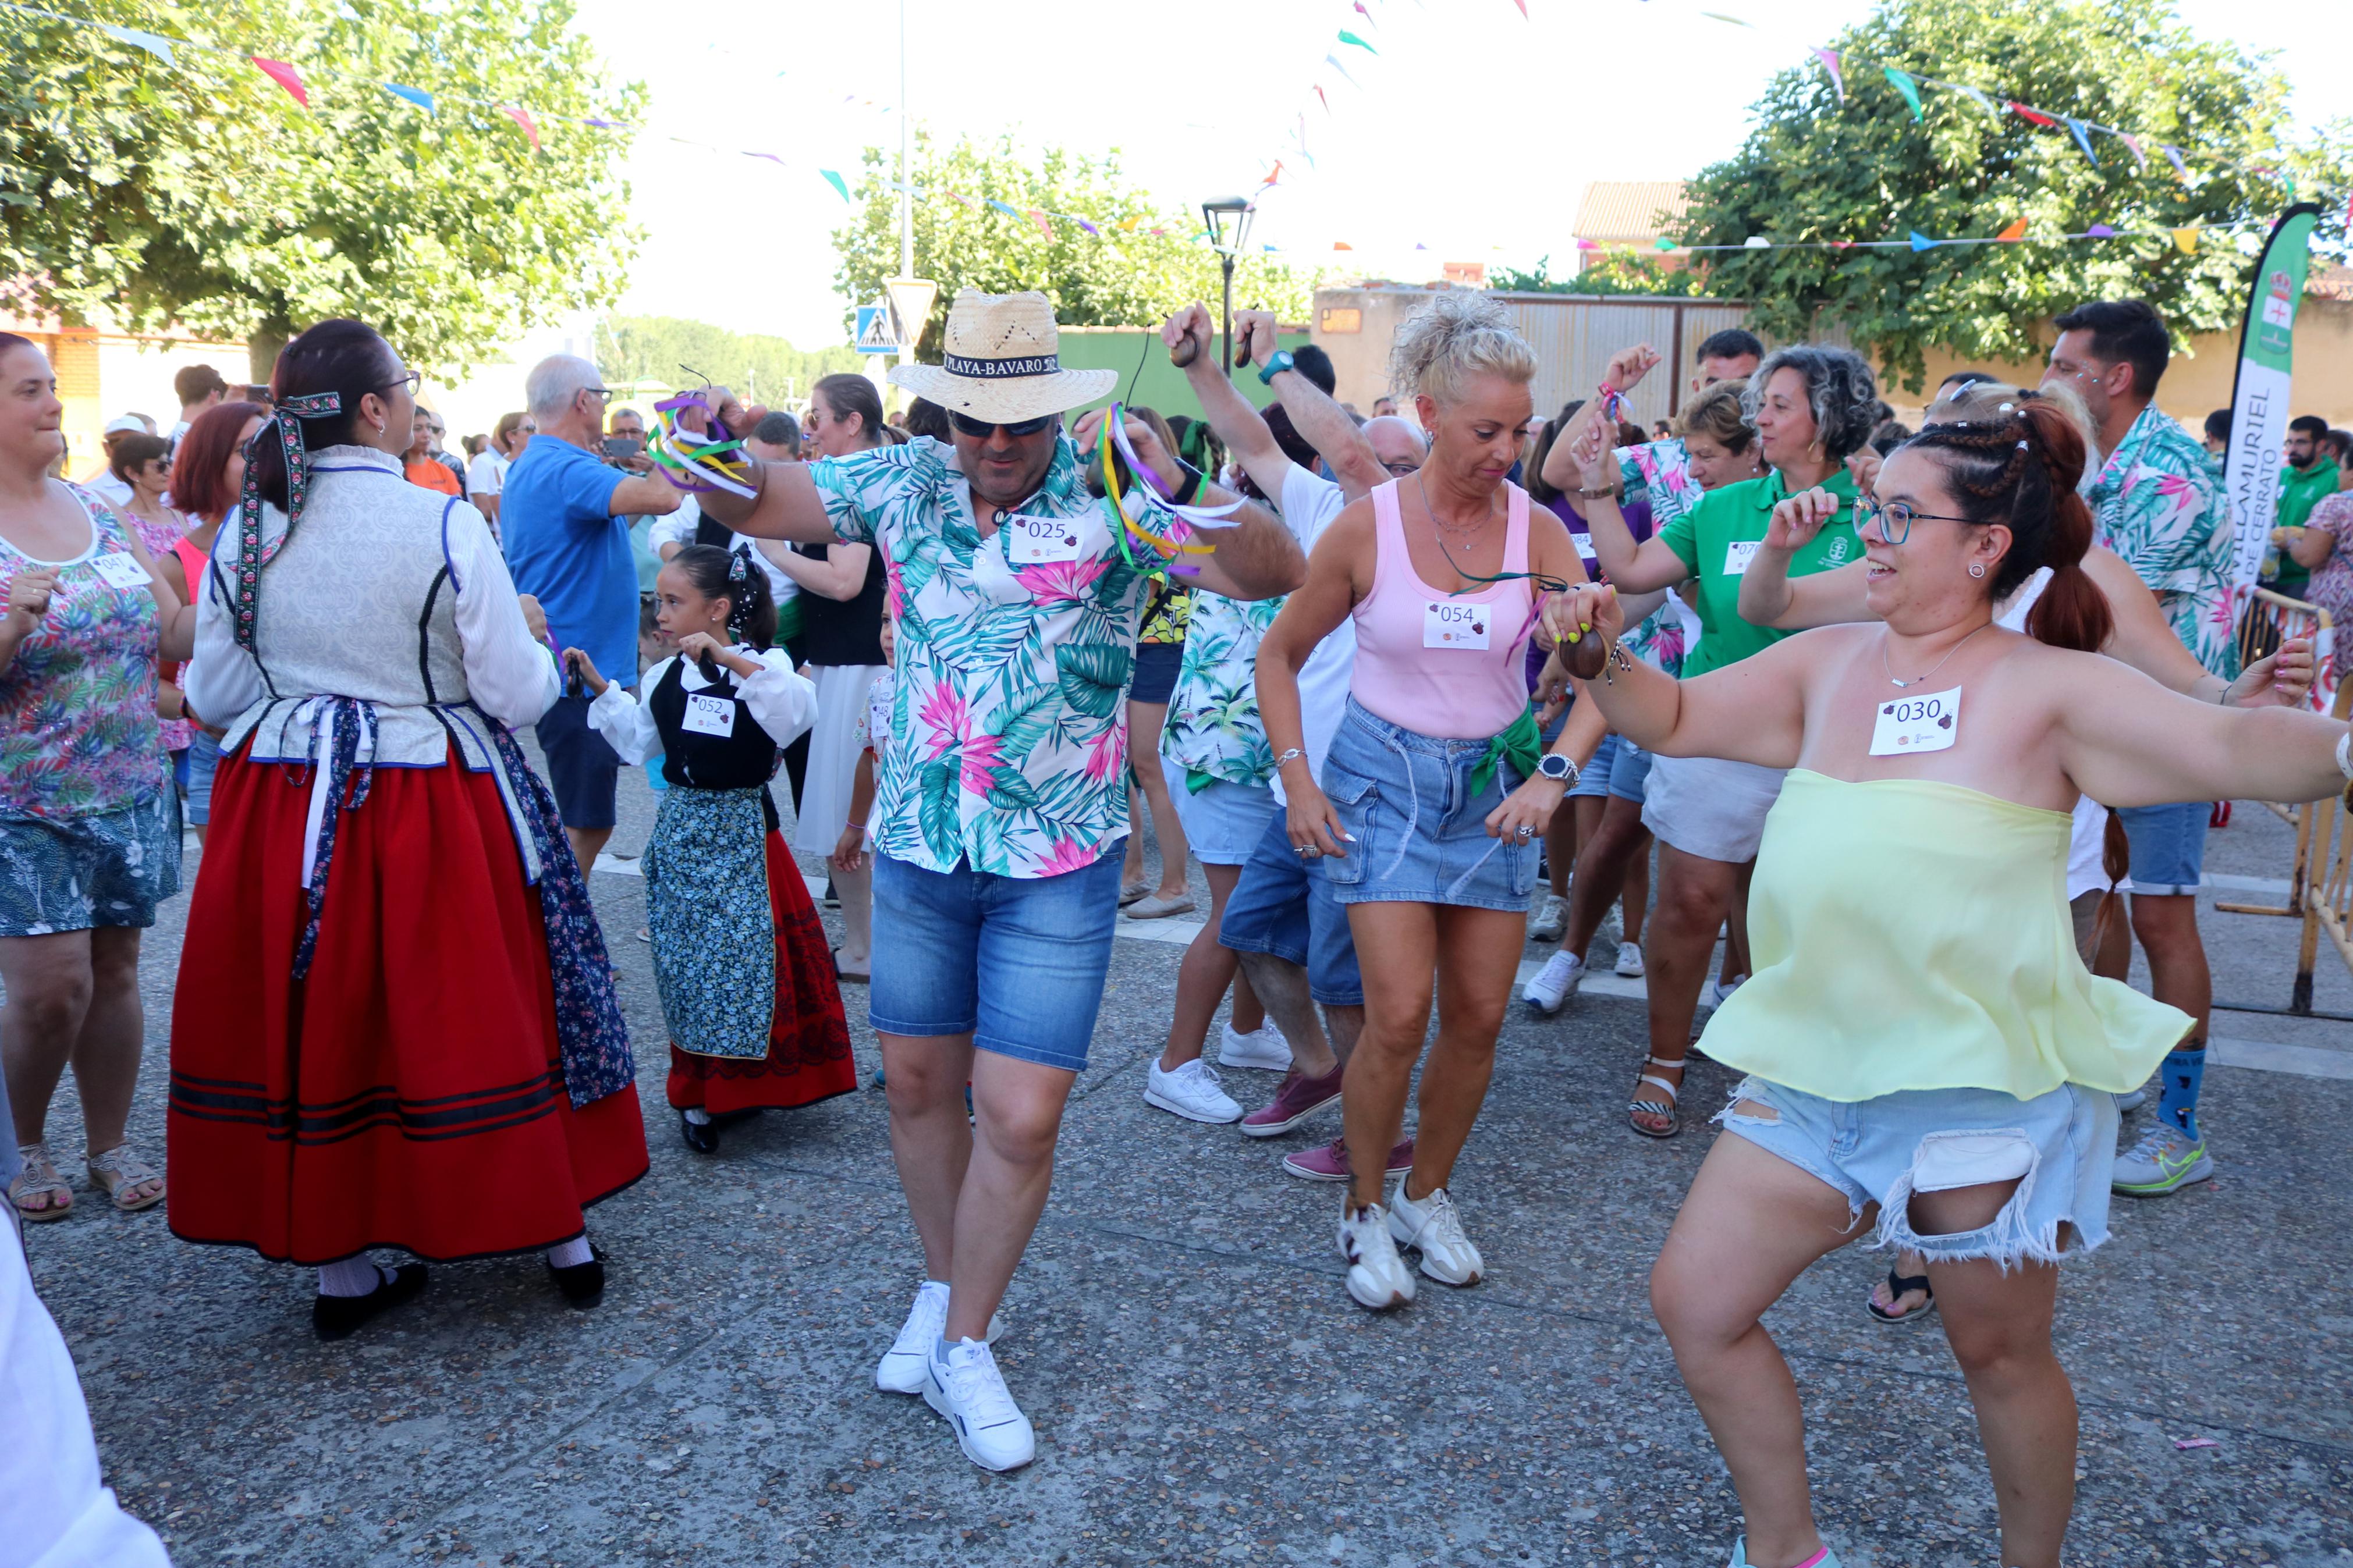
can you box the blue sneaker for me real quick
[1729,1541,1841,1568]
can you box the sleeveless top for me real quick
[1349,479,1536,739]
[648,654,783,824]
[0,483,166,819]
[1699,770,2190,1101]
[793,542,887,666]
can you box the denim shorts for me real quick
[1568,733,1653,803]
[183,731,222,826]
[1641,752,1785,863]
[868,844,1126,1073]
[1130,641,1184,705]
[2114,801,2209,897]
[1219,808,1365,1007]
[1165,766,1281,866]
[535,691,624,832]
[1317,698,1538,912]
[1716,1076,2120,1268]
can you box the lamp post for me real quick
[1201,195,1256,373]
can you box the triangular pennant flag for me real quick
[1909,230,1939,252]
[1701,11,1753,24]
[1355,0,1375,19]
[1742,236,1771,249]
[1951,84,1996,115]
[2116,131,2147,172]
[1333,241,1354,251]
[1882,66,1922,122]
[1511,0,1528,15]
[1027,209,1053,236]
[250,58,309,109]
[384,83,435,113]
[2063,118,2099,166]
[1655,237,1677,251]
[585,117,624,129]
[1577,238,1602,251]
[101,25,175,65]
[818,169,850,202]
[2160,145,2189,183]
[1325,54,1360,88]
[1120,214,1141,230]
[2087,223,2117,237]
[986,199,1020,216]
[1076,219,1099,237]
[503,106,541,153]
[1259,160,1285,189]
[1996,218,2028,241]
[1314,84,1332,113]
[1339,30,1378,53]
[2171,225,2201,254]
[2007,101,2057,128]
[1147,227,1167,236]
[745,151,787,166]
[1809,49,1844,105]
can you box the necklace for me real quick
[1416,472,1498,541]
[1881,620,1992,688]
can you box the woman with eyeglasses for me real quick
[1553,394,2353,1568]
[169,318,647,1338]
[1254,291,1599,1311]
[1564,345,1879,1139]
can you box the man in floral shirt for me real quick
[2043,297,2234,1200]
[695,291,1302,1473]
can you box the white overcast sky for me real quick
[566,0,2353,349]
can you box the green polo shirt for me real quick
[2273,461,2341,594]
[1659,467,1863,680]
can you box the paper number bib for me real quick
[1870,685,1960,756]
[1005,512,1083,564]
[1722,541,1760,577]
[90,552,151,591]
[1571,531,1598,561]
[682,693,737,738]
[1424,599,1490,650]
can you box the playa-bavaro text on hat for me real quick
[889,290,1117,426]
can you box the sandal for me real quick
[9,1143,73,1222]
[86,1144,166,1213]
[1866,1265,1936,1324]
[1627,1057,1684,1139]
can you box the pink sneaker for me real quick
[1281,1135,1414,1183]
[1239,1063,1346,1138]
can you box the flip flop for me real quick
[1866,1265,1936,1324]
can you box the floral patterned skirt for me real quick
[0,788,181,938]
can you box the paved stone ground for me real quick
[20,768,2353,1567]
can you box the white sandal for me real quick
[1627,1056,1684,1139]
[86,1144,166,1213]
[9,1143,73,1222]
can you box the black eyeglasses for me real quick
[381,371,422,397]
[1855,497,1976,546]
[950,410,1056,440]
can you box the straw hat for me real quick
[889,290,1116,424]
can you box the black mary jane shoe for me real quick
[312,1264,431,1342]
[680,1107,721,1154]
[548,1245,609,1310]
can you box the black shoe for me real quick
[822,876,840,910]
[312,1264,430,1341]
[548,1245,608,1310]
[679,1107,721,1154]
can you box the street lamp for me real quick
[1201,195,1256,373]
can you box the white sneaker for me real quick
[1144,1058,1243,1123]
[1522,951,1585,1014]
[1614,941,1645,978]
[1388,1185,1484,1286]
[2114,1085,2148,1113]
[1528,892,1568,941]
[875,1283,1004,1393]
[1217,1022,1291,1071]
[924,1338,1035,1471]
[1708,975,1747,1008]
[1337,1201,1417,1310]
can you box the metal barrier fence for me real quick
[2227,591,2338,833]
[2214,667,2353,1021]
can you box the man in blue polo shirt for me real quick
[502,354,682,871]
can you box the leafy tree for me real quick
[0,0,643,378]
[1676,0,2350,389]
[594,316,866,408]
[831,133,1328,358]
[1492,253,1706,298]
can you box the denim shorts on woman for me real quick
[1316,698,1538,912]
[1567,733,1654,803]
[2114,801,2209,897]
[868,844,1126,1073]
[1163,763,1280,866]
[1715,1076,2120,1267]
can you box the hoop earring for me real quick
[1968,563,1986,579]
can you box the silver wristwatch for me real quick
[1537,752,1578,785]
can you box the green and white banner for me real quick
[2222,201,2322,594]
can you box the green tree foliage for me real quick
[0,0,643,378]
[1677,0,2350,389]
[831,133,1328,358]
[1491,254,1706,298]
[593,316,865,406]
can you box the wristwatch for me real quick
[1536,753,1578,786]
[1257,350,1296,386]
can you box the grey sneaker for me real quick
[1528,892,1568,941]
[2112,1121,2212,1197]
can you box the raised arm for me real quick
[1236,310,1391,501]
[2055,650,2350,808]
[1069,408,1304,602]
[1539,344,1659,495]
[1167,305,1300,502]
[670,392,843,545]
[1560,414,1691,594]
[1739,486,1873,630]
[1551,582,1810,770]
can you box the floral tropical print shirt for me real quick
[1614,438,1695,678]
[814,435,1185,878]
[1160,589,1284,786]
[2087,403,2240,679]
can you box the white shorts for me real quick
[1640,753,1788,864]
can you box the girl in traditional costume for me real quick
[569,544,854,1153]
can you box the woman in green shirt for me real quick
[1570,344,1881,1136]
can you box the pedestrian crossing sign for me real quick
[856,301,896,354]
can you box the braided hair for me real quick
[668,542,777,650]
[1898,394,2111,656]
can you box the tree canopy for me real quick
[594,316,865,408]
[0,0,643,378]
[1676,0,2350,388]
[831,134,1328,359]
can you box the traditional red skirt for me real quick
[666,832,857,1115]
[167,751,648,1265]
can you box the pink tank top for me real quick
[1348,479,1536,739]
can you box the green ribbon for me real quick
[1468,706,1542,798]
[1186,767,1216,796]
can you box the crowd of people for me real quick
[2,271,2351,1568]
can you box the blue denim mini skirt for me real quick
[1315,697,1538,912]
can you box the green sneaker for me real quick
[1727,1540,1841,1568]
[2111,1121,2213,1196]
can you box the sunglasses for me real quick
[949,410,1056,440]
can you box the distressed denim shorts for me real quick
[1316,698,1538,913]
[1715,1076,2120,1267]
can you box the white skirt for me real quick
[793,663,886,853]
